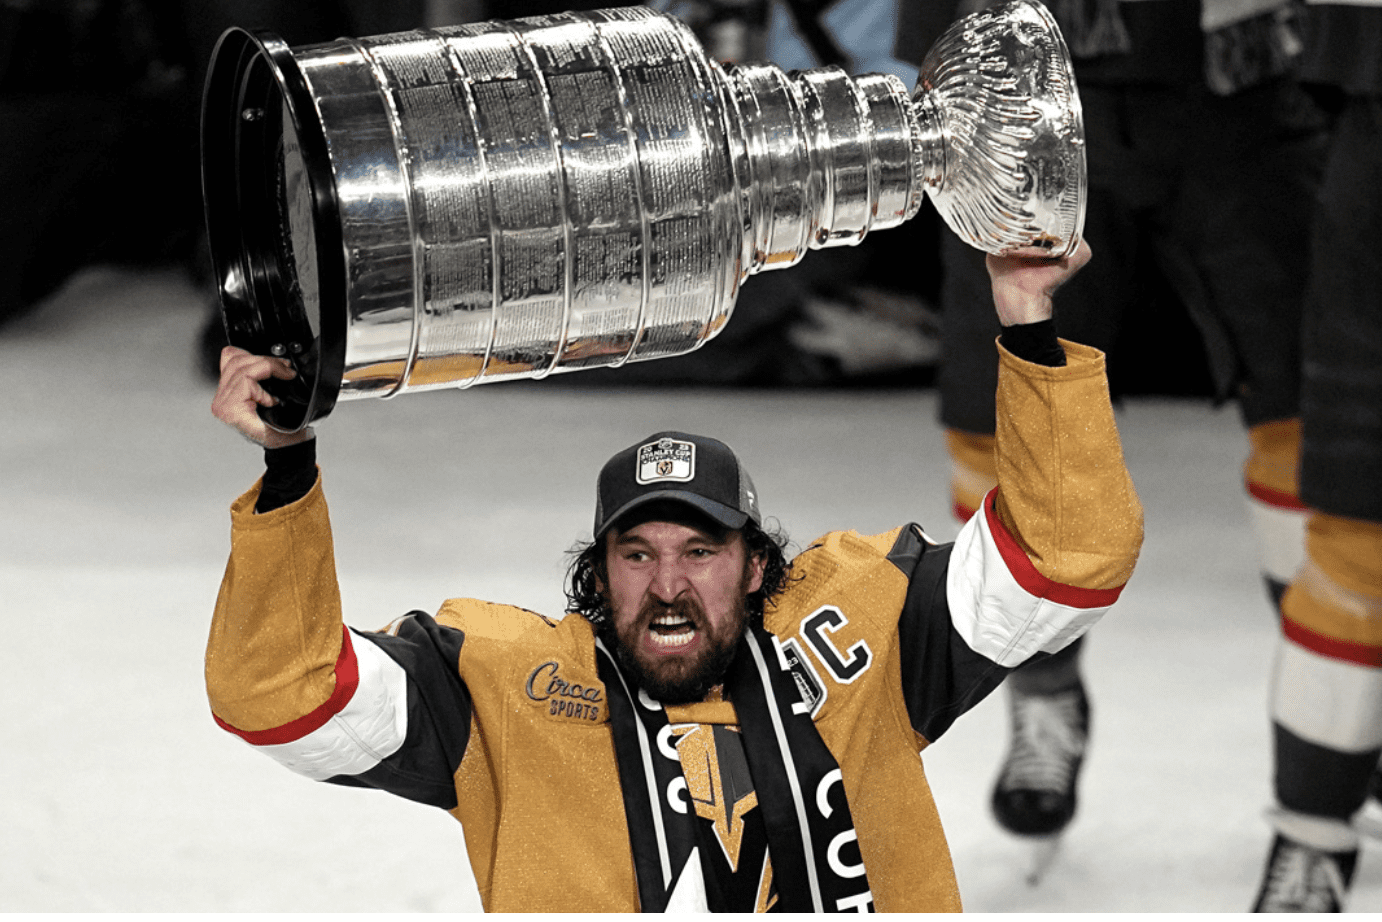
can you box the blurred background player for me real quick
[1251,0,1382,911]
[895,0,1328,857]
[0,0,202,326]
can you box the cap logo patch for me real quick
[637,437,695,484]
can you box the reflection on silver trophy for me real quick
[202,0,1085,429]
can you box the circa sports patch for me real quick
[636,437,695,484]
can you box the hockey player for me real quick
[894,0,1326,861]
[1250,0,1382,911]
[206,242,1144,911]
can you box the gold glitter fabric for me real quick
[992,340,1144,592]
[764,527,965,912]
[1246,418,1303,499]
[442,535,965,912]
[945,429,998,520]
[207,473,345,732]
[1283,514,1382,647]
[204,335,1145,912]
[436,599,640,911]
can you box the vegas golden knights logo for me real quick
[637,438,695,483]
[671,724,757,871]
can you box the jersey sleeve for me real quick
[986,339,1144,594]
[898,340,1144,744]
[206,475,471,809]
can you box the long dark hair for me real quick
[565,518,794,629]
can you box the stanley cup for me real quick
[202,0,1085,430]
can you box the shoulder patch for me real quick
[524,658,606,724]
[775,635,827,717]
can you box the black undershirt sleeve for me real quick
[998,319,1066,367]
[255,438,318,513]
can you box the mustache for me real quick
[636,594,706,629]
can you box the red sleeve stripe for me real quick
[1247,480,1309,512]
[1283,616,1382,668]
[214,625,361,745]
[983,491,1124,609]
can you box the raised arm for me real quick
[205,348,469,808]
[952,239,1144,663]
[901,241,1144,743]
[991,241,1142,588]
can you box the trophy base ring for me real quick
[202,27,345,432]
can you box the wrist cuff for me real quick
[999,320,1066,367]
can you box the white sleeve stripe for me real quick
[1272,640,1382,752]
[1245,494,1308,584]
[255,632,410,780]
[946,508,1113,667]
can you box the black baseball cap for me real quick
[594,432,762,538]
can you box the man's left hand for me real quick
[988,239,1093,327]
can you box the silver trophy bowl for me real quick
[202,0,1084,430]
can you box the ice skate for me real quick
[990,681,1089,883]
[1251,833,1357,912]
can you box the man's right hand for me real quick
[211,346,314,450]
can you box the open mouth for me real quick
[648,612,697,651]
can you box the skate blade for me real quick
[1024,836,1062,886]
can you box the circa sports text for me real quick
[527,660,603,721]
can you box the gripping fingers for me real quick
[219,346,297,382]
[989,239,1093,326]
[212,347,302,445]
[250,379,280,408]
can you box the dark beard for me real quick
[597,594,747,705]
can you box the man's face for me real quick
[601,515,765,704]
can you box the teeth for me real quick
[650,629,694,648]
[648,612,694,649]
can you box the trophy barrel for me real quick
[203,8,748,432]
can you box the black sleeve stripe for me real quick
[325,612,470,810]
[893,529,1013,744]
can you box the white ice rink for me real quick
[2,266,1379,912]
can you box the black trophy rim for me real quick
[201,26,345,432]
